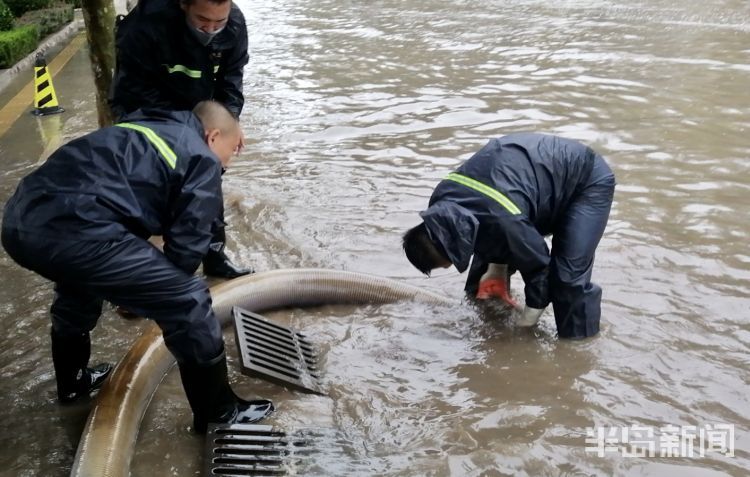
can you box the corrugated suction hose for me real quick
[71,268,453,477]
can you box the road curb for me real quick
[0,15,85,96]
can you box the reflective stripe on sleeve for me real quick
[445,172,521,215]
[165,64,202,78]
[116,123,177,169]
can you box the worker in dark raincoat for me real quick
[1,101,273,433]
[402,133,616,339]
[109,0,252,278]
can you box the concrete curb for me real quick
[0,16,85,95]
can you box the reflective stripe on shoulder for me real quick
[445,172,521,215]
[116,123,177,169]
[165,64,202,78]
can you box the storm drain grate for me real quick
[232,306,324,395]
[204,423,310,476]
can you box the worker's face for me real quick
[181,0,231,33]
[206,126,242,168]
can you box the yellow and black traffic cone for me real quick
[31,52,64,116]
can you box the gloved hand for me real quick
[476,263,520,309]
[516,306,544,327]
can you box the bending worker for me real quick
[1,101,274,433]
[110,0,252,278]
[402,133,616,339]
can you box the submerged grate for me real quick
[204,423,310,476]
[232,306,324,395]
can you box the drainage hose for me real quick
[70,268,453,477]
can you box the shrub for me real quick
[0,0,13,32]
[0,25,40,68]
[4,0,52,18]
[16,4,74,37]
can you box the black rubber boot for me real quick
[202,244,254,278]
[202,227,253,278]
[178,351,274,434]
[50,329,113,404]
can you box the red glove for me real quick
[476,277,520,308]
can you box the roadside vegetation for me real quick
[0,0,79,68]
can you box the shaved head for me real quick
[193,100,242,167]
[193,100,239,136]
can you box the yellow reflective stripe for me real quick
[446,172,521,215]
[116,123,177,169]
[213,65,219,73]
[166,64,202,78]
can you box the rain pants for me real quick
[421,133,615,339]
[1,109,225,364]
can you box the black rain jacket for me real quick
[421,133,597,308]
[109,0,249,119]
[2,109,223,274]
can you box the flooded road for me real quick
[0,0,748,475]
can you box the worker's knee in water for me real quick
[552,283,602,339]
[554,311,601,339]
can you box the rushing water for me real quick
[0,0,748,475]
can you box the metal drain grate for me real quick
[232,306,324,395]
[204,423,309,476]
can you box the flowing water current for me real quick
[0,0,748,475]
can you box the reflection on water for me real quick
[0,0,748,475]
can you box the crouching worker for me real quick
[1,101,273,432]
[402,133,615,339]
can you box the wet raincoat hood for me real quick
[420,201,478,273]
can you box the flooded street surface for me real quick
[0,0,749,475]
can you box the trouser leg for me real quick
[49,235,271,427]
[3,230,273,424]
[6,232,225,365]
[550,156,615,339]
[68,236,226,364]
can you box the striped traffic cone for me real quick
[31,52,64,116]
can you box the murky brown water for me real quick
[0,0,748,475]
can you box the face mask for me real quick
[187,21,225,46]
